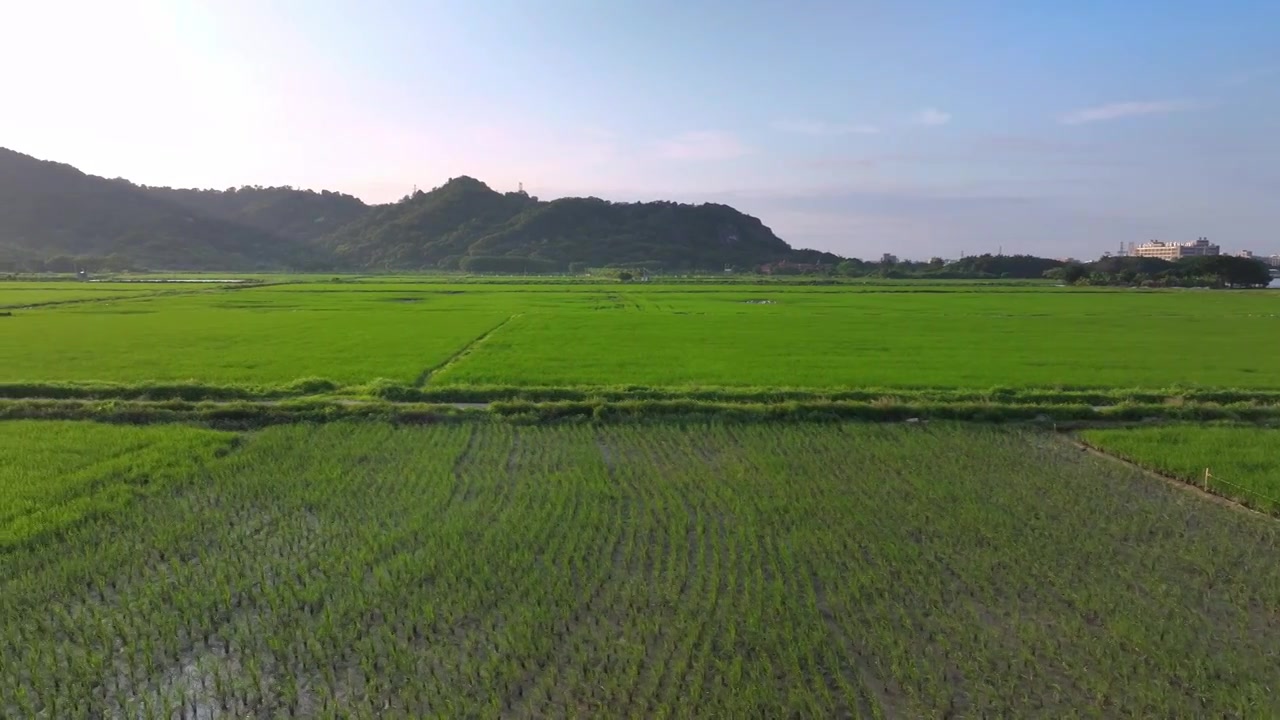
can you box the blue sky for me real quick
[3,0,1277,258]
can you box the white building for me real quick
[1129,237,1220,260]
[1236,251,1280,268]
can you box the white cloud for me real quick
[653,131,750,161]
[1059,100,1197,125]
[911,108,951,126]
[773,120,880,136]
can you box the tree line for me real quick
[762,253,1273,288]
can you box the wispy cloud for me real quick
[911,108,951,126]
[1059,100,1197,125]
[653,131,750,161]
[773,120,880,136]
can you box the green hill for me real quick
[323,177,820,271]
[321,177,536,270]
[0,148,333,271]
[141,185,368,244]
[0,149,834,272]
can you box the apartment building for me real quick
[1128,237,1220,260]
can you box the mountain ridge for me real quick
[0,148,838,272]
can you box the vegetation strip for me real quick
[5,397,1280,429]
[10,379,1280,409]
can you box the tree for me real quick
[946,253,1064,279]
[1175,256,1271,288]
[568,262,589,274]
[1061,264,1088,284]
[618,271,634,282]
[836,259,868,276]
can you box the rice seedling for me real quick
[2,422,1277,717]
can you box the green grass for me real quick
[1081,425,1280,512]
[0,421,234,547]
[2,422,1278,717]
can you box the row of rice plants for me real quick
[0,421,234,547]
[2,422,1278,716]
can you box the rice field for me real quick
[0,292,508,385]
[4,277,1279,716]
[3,421,1278,718]
[1082,425,1280,513]
[2,279,1279,390]
[0,282,195,308]
[0,421,234,547]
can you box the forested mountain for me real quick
[0,149,333,271]
[464,196,806,270]
[142,185,368,243]
[322,177,809,270]
[320,177,537,269]
[0,148,826,272]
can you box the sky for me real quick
[2,0,1278,259]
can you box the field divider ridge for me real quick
[1071,437,1275,518]
[413,313,522,387]
[6,394,1280,429]
[0,279,294,311]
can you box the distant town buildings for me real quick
[757,260,829,275]
[1234,251,1280,268]
[1127,237,1220,260]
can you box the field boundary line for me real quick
[414,314,521,386]
[0,287,228,311]
[1070,437,1272,519]
[0,279,304,311]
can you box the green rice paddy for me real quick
[3,275,1278,717]
[3,279,1278,389]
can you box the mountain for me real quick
[321,177,537,269]
[142,185,368,244]
[0,148,836,272]
[323,177,822,271]
[0,148,333,271]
